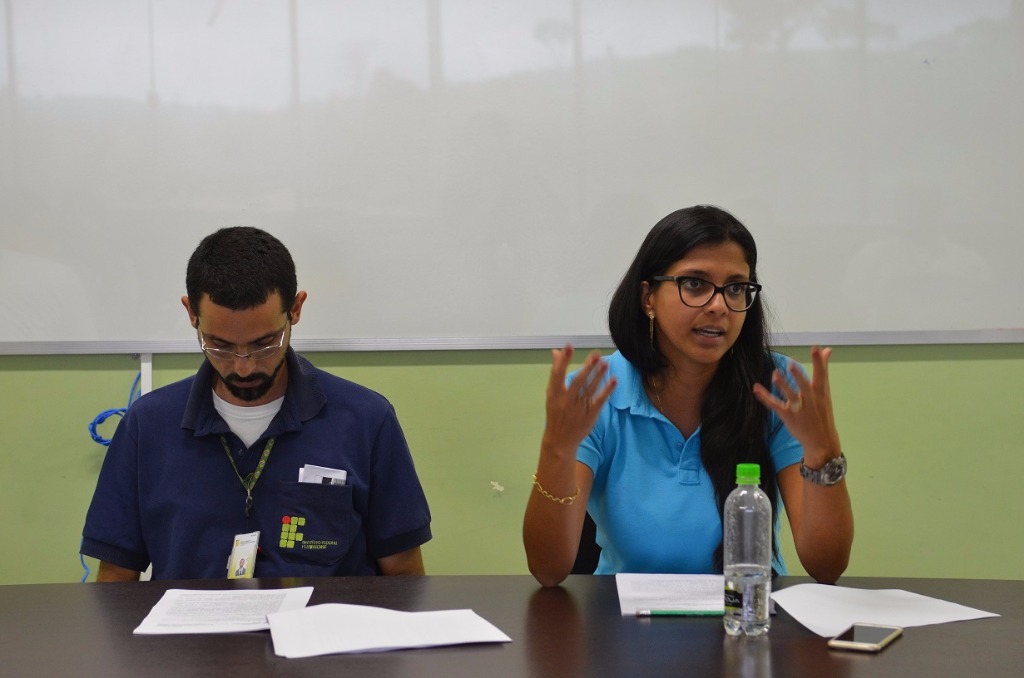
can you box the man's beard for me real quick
[219,356,287,402]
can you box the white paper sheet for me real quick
[133,587,314,635]
[771,584,1000,637]
[615,573,725,616]
[267,603,512,658]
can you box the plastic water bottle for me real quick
[723,463,772,636]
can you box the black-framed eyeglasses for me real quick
[198,325,288,362]
[650,276,762,312]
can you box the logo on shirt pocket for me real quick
[279,515,305,549]
[280,514,339,552]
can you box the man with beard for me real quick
[80,227,431,580]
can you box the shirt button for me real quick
[675,442,683,450]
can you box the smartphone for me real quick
[827,623,903,652]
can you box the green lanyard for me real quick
[220,436,275,518]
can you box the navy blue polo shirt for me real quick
[81,349,432,579]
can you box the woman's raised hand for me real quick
[543,345,618,452]
[752,345,842,467]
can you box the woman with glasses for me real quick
[523,205,853,587]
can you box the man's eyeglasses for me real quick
[650,276,762,312]
[199,326,287,362]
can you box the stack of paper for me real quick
[133,587,511,658]
[134,588,314,634]
[615,573,725,616]
[267,603,512,657]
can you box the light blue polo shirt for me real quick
[576,351,803,575]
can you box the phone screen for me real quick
[835,625,899,644]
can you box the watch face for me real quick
[802,454,846,485]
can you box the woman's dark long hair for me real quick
[608,205,780,570]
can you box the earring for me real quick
[648,312,655,346]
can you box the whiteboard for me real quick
[1,0,1022,354]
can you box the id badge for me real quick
[228,531,260,579]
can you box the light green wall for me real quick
[1,344,1022,585]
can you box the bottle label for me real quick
[724,574,770,618]
[724,587,743,611]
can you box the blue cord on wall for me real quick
[82,372,142,581]
[88,372,142,446]
[80,540,91,583]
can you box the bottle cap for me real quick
[736,463,761,484]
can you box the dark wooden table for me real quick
[0,575,1019,677]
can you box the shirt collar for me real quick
[182,347,326,438]
[607,350,701,438]
[607,351,661,419]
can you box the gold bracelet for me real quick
[532,473,580,505]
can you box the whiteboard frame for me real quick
[1,329,1021,355]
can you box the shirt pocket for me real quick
[272,480,360,567]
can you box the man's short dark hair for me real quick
[186,226,297,316]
